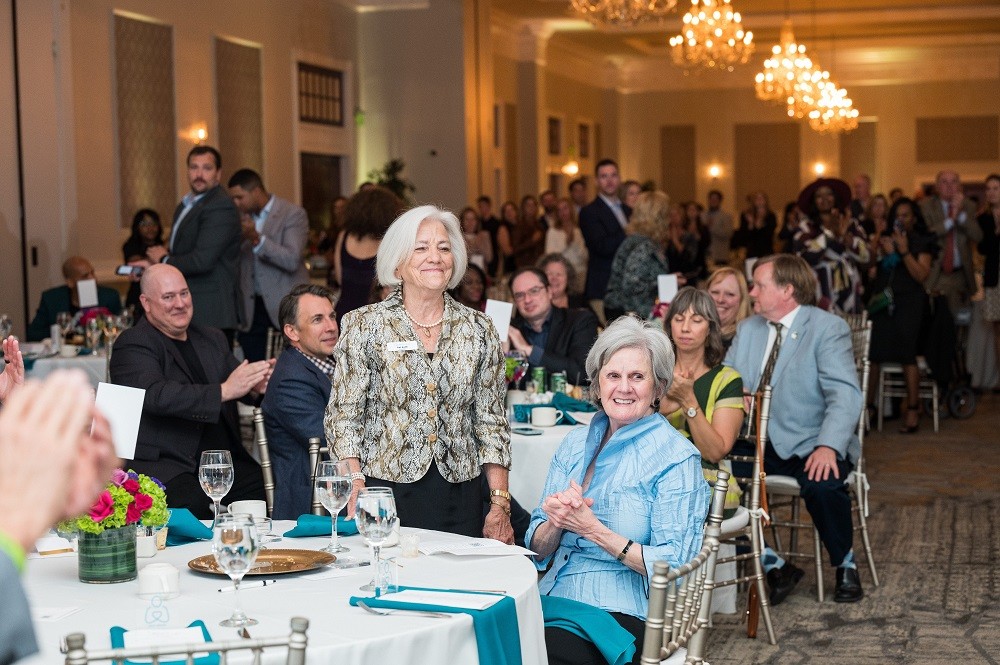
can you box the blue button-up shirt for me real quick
[525,412,707,619]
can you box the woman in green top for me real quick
[659,287,745,510]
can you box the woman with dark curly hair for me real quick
[869,197,936,433]
[332,186,403,323]
[122,208,164,312]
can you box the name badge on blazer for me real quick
[386,340,418,352]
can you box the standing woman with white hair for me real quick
[325,205,513,542]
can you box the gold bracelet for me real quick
[489,488,511,502]
[489,498,511,516]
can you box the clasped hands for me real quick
[221,358,275,401]
[542,480,599,537]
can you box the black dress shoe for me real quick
[834,566,864,603]
[766,563,804,606]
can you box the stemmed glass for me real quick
[199,450,234,530]
[55,312,73,342]
[212,513,259,627]
[356,487,399,595]
[314,460,352,556]
[0,314,12,341]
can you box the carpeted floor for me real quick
[703,393,1000,664]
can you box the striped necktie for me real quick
[759,321,783,389]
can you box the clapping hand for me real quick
[666,367,696,408]
[221,359,275,401]
[0,336,24,402]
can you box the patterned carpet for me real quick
[702,395,1000,664]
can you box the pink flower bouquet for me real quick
[62,469,168,535]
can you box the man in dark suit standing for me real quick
[507,267,599,386]
[146,146,241,345]
[228,168,310,362]
[110,264,274,518]
[578,158,631,323]
[261,284,339,519]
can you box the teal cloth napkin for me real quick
[165,508,212,546]
[540,596,636,665]
[110,620,218,665]
[350,586,521,665]
[513,393,597,426]
[283,514,359,538]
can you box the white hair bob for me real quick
[375,205,468,291]
[585,314,675,403]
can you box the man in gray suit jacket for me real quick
[147,146,241,343]
[228,169,310,362]
[0,370,116,664]
[921,170,981,317]
[725,254,864,604]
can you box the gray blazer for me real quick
[238,196,310,329]
[0,551,38,664]
[922,195,981,295]
[168,185,241,330]
[724,306,862,463]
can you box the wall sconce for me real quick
[813,161,826,176]
[561,146,580,176]
[708,164,722,179]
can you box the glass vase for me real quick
[78,524,138,583]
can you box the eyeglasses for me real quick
[513,285,546,302]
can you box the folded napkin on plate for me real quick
[165,509,212,546]
[350,586,521,665]
[540,596,636,665]
[551,392,597,414]
[283,514,359,538]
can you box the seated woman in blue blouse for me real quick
[525,316,708,665]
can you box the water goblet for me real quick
[199,450,234,530]
[55,311,73,341]
[314,460,352,556]
[212,513,259,627]
[355,488,398,595]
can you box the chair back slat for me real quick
[308,437,331,515]
[253,407,275,518]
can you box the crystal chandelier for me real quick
[808,84,860,133]
[754,20,819,107]
[570,0,678,28]
[668,0,754,72]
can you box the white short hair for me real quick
[586,315,675,403]
[375,205,468,290]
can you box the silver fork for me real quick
[357,600,452,619]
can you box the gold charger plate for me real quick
[188,549,335,576]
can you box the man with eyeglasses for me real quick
[506,267,598,386]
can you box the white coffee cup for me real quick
[137,562,180,598]
[530,407,563,427]
[59,344,79,358]
[228,500,266,520]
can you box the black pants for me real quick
[732,439,854,566]
[165,457,265,520]
[545,612,646,665]
[238,295,274,363]
[367,464,483,538]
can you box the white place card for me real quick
[123,627,207,658]
[95,382,146,460]
[485,299,514,342]
[31,535,76,558]
[419,537,535,557]
[657,274,678,304]
[76,278,99,308]
[384,589,503,610]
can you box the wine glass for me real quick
[314,460,352,555]
[55,312,73,342]
[212,513,259,627]
[0,314,12,341]
[199,450,234,530]
[356,488,398,595]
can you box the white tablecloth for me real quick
[24,525,546,664]
[26,353,108,387]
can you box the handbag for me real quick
[866,264,895,315]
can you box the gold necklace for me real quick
[405,309,444,338]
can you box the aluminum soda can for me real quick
[531,366,546,393]
[550,371,567,395]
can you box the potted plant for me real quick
[61,469,168,583]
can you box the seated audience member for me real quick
[0,336,24,403]
[508,267,599,386]
[660,287,744,466]
[449,263,489,311]
[725,254,864,605]
[262,284,339,519]
[705,266,752,350]
[0,370,117,664]
[526,316,708,665]
[538,253,586,310]
[110,264,273,519]
[27,256,123,341]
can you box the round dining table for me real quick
[24,524,546,664]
